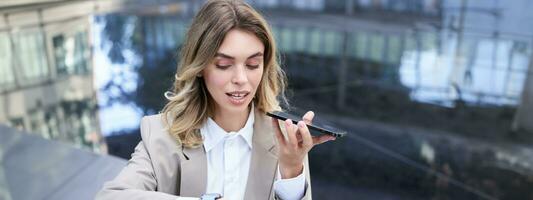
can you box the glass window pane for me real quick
[309,28,321,55]
[0,33,14,87]
[387,34,402,64]
[294,27,307,52]
[323,30,341,56]
[354,31,367,59]
[369,33,384,62]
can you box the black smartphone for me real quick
[266,111,346,138]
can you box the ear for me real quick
[197,70,204,78]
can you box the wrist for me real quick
[279,163,303,179]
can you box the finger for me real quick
[298,121,313,148]
[272,118,286,146]
[312,134,336,145]
[285,119,298,147]
[302,111,314,125]
[296,133,303,143]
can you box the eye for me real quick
[215,58,233,69]
[246,59,261,69]
[215,64,231,70]
[246,64,260,69]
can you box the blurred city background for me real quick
[1,0,533,199]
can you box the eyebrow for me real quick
[215,52,263,60]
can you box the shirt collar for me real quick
[201,104,255,152]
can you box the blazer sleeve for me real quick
[95,117,179,200]
[301,155,312,200]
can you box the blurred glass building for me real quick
[0,0,105,152]
[1,0,533,199]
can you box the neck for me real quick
[212,105,251,133]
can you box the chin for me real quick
[222,100,252,113]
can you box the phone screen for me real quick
[267,111,346,138]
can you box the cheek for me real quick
[209,76,227,88]
[250,68,264,88]
[204,72,229,93]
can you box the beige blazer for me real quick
[96,108,312,200]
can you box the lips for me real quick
[226,91,249,99]
[226,91,250,105]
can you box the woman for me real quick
[96,0,335,199]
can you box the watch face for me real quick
[201,193,222,200]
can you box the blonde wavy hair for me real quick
[161,0,287,148]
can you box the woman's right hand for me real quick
[272,111,335,179]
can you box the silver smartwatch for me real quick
[200,193,222,200]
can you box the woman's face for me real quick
[202,29,264,115]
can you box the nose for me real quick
[231,65,248,85]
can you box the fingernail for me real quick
[286,119,292,125]
[298,121,304,127]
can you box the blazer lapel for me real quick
[180,145,207,197]
[244,109,279,200]
[177,109,279,199]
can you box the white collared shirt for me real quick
[195,106,306,200]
